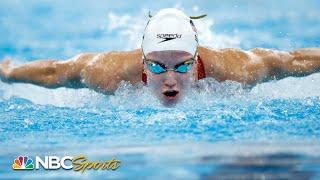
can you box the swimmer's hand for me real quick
[0,59,11,81]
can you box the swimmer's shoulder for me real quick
[198,46,253,66]
[198,46,249,60]
[197,46,268,83]
[199,46,269,63]
[81,49,142,85]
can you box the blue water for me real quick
[1,0,320,179]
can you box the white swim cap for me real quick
[142,8,198,56]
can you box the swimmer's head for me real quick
[141,8,200,106]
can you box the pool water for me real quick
[0,0,320,179]
[0,77,320,178]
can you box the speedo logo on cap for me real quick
[157,34,182,43]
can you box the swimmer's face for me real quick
[144,50,196,106]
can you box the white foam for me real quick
[1,72,319,108]
[0,81,104,108]
[251,73,320,98]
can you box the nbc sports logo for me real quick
[12,156,34,170]
[12,155,121,172]
[12,155,72,170]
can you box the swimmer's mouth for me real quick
[163,90,179,99]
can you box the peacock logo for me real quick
[12,156,34,170]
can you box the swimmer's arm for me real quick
[199,46,320,86]
[0,49,143,93]
[0,53,95,88]
[254,48,320,82]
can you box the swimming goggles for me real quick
[144,59,195,74]
[143,51,197,74]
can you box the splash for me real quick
[1,73,320,108]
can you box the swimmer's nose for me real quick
[164,79,177,89]
[163,72,178,88]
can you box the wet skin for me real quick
[144,50,196,106]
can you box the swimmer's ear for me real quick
[190,14,207,19]
[148,11,152,18]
